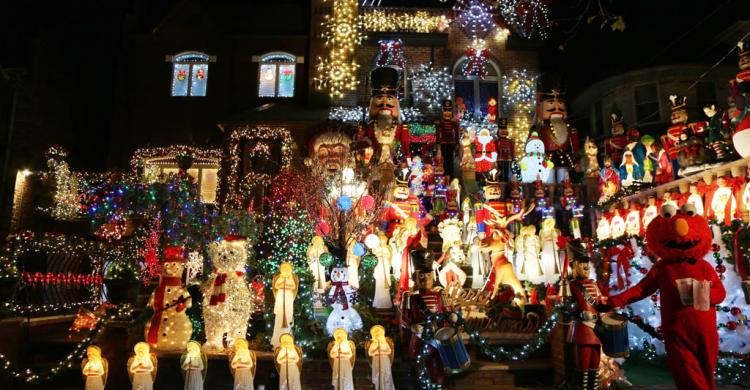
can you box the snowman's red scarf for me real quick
[209,271,245,306]
[146,276,184,344]
[330,280,350,309]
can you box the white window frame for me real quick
[253,52,304,98]
[452,56,502,118]
[166,51,216,97]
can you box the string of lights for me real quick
[363,9,448,33]
[315,0,364,98]
[411,64,454,110]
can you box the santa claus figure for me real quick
[605,111,628,166]
[474,127,497,173]
[535,77,578,183]
[605,204,726,390]
[365,67,410,166]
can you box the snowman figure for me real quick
[144,247,193,351]
[520,132,554,183]
[203,236,253,352]
[326,266,363,336]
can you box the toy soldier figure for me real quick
[662,95,688,174]
[496,118,514,181]
[566,240,608,390]
[475,169,509,237]
[365,67,411,173]
[535,76,578,183]
[604,111,628,166]
[437,99,460,178]
[381,168,431,238]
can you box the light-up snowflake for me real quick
[411,63,454,110]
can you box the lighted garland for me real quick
[411,63,454,110]
[363,9,447,33]
[225,126,295,206]
[499,0,550,40]
[130,145,222,173]
[328,106,365,123]
[0,317,105,383]
[2,299,101,316]
[401,107,424,123]
[409,124,437,144]
[452,0,498,39]
[416,307,560,390]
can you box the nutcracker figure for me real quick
[605,111,628,166]
[566,240,608,390]
[475,169,509,237]
[737,39,750,94]
[663,95,689,173]
[381,168,431,238]
[496,118,514,181]
[535,76,578,183]
[365,67,410,166]
[399,248,446,385]
[437,100,460,178]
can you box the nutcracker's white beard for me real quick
[376,111,395,130]
[551,117,568,145]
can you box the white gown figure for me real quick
[596,216,611,241]
[271,262,299,348]
[306,235,329,293]
[520,132,554,183]
[329,329,356,390]
[346,241,361,290]
[180,341,206,390]
[625,208,641,236]
[366,326,395,390]
[371,232,393,309]
[642,200,658,230]
[128,342,156,390]
[711,178,737,223]
[539,218,561,284]
[275,334,302,390]
[326,266,363,335]
[230,339,256,390]
[469,237,486,289]
[516,225,544,284]
[82,346,107,390]
[609,211,626,239]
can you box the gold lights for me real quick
[363,9,448,33]
[315,0,364,98]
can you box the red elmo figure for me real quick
[608,203,726,390]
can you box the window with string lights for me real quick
[256,52,300,98]
[453,56,501,121]
[167,52,215,97]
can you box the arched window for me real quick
[257,52,298,98]
[169,52,213,97]
[453,57,501,120]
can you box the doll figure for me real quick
[596,215,611,241]
[599,157,620,201]
[619,150,642,187]
[654,142,674,185]
[539,218,561,284]
[274,334,302,390]
[686,184,705,216]
[328,328,356,390]
[230,339,256,390]
[459,130,476,170]
[180,341,207,390]
[710,176,738,225]
[516,225,543,284]
[610,209,626,239]
[82,346,108,390]
[271,262,299,348]
[437,218,467,289]
[128,342,157,390]
[307,235,329,293]
[366,325,395,390]
[641,135,656,183]
[642,197,659,229]
[487,97,498,123]
[625,203,642,237]
[371,231,393,309]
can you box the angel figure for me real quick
[230,339,256,390]
[538,218,561,284]
[274,333,302,390]
[271,262,299,348]
[365,325,395,390]
[180,341,207,390]
[469,236,486,289]
[516,225,544,284]
[128,342,157,390]
[371,231,393,309]
[328,328,356,390]
[82,345,108,390]
[306,235,329,293]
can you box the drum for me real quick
[432,327,471,372]
[598,313,629,358]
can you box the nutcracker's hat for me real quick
[669,95,687,111]
[739,39,750,57]
[485,168,501,186]
[566,239,590,264]
[370,66,400,96]
[537,73,566,99]
[410,248,434,273]
[395,168,410,187]
[498,117,508,129]
[442,99,453,112]
[609,109,624,127]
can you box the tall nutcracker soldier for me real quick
[437,99,460,178]
[663,95,689,175]
[566,240,608,390]
[366,67,411,168]
[381,168,432,238]
[535,76,579,183]
[496,118,515,181]
[399,248,447,386]
[604,111,628,166]
[475,169,509,237]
